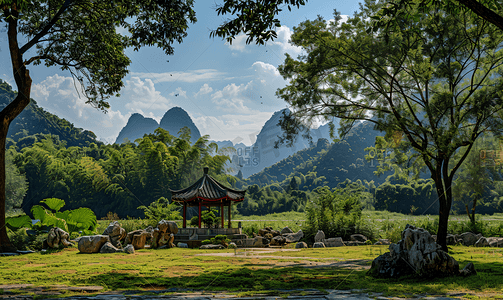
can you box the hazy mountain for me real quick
[115,107,201,144]
[245,120,390,189]
[230,109,337,178]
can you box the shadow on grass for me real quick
[75,259,503,296]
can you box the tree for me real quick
[276,0,503,251]
[0,0,308,251]
[452,137,499,223]
[373,0,503,32]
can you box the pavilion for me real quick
[170,167,246,228]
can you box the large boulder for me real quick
[314,230,325,243]
[281,226,293,235]
[324,237,345,247]
[102,221,126,248]
[368,225,459,278]
[487,237,503,247]
[157,220,178,234]
[284,230,304,243]
[125,230,152,250]
[258,227,273,237]
[295,242,308,249]
[475,237,489,247]
[350,234,367,243]
[78,235,110,253]
[123,244,135,254]
[100,242,122,253]
[252,236,269,247]
[313,242,325,248]
[446,234,459,245]
[47,227,73,248]
[270,235,286,246]
[459,232,483,246]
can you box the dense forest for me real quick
[3,78,503,219]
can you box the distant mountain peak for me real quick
[115,107,201,144]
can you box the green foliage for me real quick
[201,239,212,245]
[15,129,232,219]
[190,216,199,227]
[305,184,372,241]
[201,209,217,228]
[17,198,98,236]
[211,0,307,45]
[210,235,230,246]
[138,197,181,227]
[5,148,27,212]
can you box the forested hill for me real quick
[0,80,101,149]
[246,121,390,189]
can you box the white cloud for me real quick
[268,26,302,57]
[31,74,129,144]
[226,34,250,53]
[194,83,213,98]
[122,76,172,112]
[131,69,225,83]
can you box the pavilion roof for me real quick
[170,168,246,203]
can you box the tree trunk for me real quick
[471,198,477,224]
[0,10,32,252]
[0,89,31,252]
[431,165,451,253]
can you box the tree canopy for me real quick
[276,0,503,251]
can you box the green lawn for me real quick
[1,245,502,299]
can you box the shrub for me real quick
[190,216,199,227]
[201,239,212,245]
[138,197,181,227]
[201,209,217,228]
[305,186,372,241]
[210,235,230,247]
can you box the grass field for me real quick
[1,245,502,299]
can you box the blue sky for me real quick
[1,1,361,145]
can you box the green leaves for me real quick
[210,0,307,45]
[40,198,65,212]
[5,215,32,231]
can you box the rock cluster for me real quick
[77,220,178,254]
[433,232,503,247]
[234,226,304,248]
[255,226,304,246]
[313,230,371,248]
[368,224,475,278]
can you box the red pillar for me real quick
[220,203,224,228]
[198,202,202,228]
[183,203,187,228]
[228,202,231,228]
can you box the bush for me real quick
[138,197,181,227]
[190,216,199,227]
[201,209,217,228]
[305,186,372,241]
[201,239,212,245]
[210,235,230,247]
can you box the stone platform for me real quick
[173,227,248,248]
